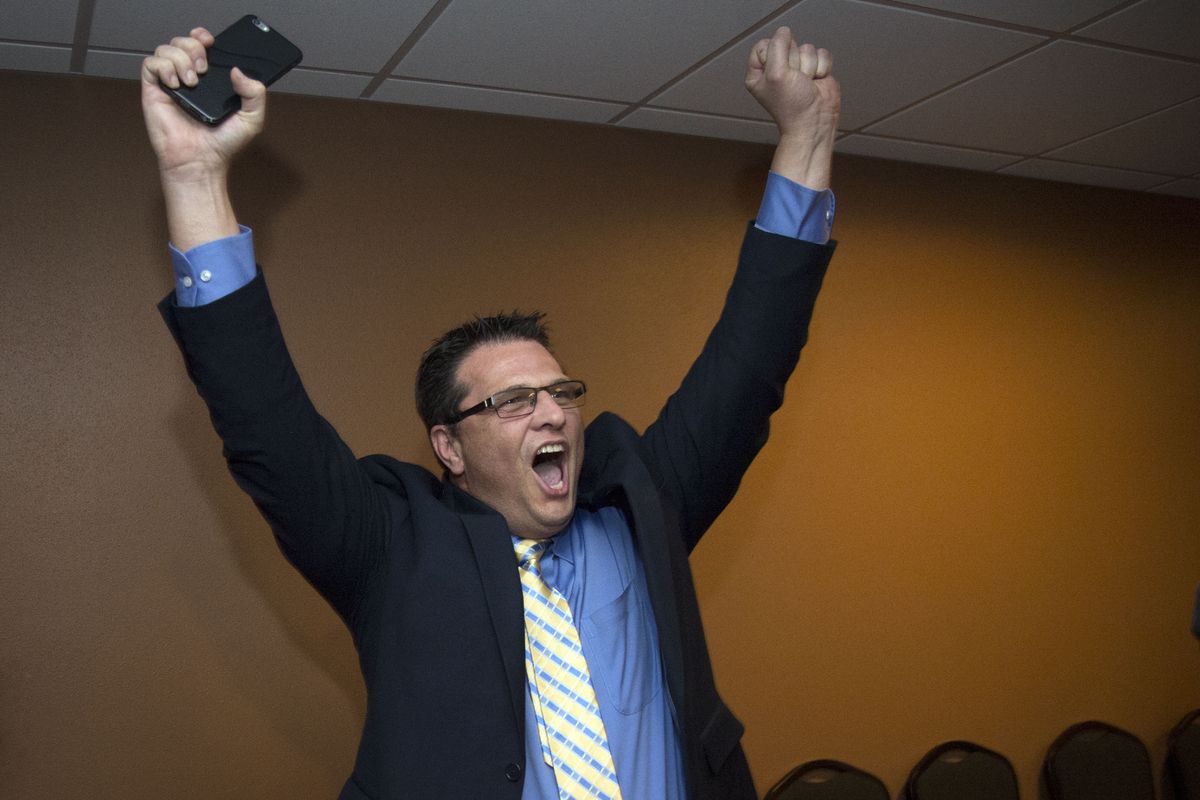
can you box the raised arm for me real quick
[147,30,393,625]
[639,29,838,549]
[141,27,266,250]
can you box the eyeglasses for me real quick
[445,380,587,425]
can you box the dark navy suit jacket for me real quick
[160,223,834,799]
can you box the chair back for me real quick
[765,759,890,800]
[1166,709,1200,800]
[1043,720,1155,800]
[903,740,1019,800]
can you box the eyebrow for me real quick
[494,378,572,394]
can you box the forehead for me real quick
[456,339,566,400]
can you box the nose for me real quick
[530,388,566,427]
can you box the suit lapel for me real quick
[445,485,527,737]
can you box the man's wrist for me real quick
[158,155,231,188]
[161,170,239,251]
[768,116,835,187]
[770,130,835,191]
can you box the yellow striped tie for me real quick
[515,539,622,799]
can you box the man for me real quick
[145,23,839,800]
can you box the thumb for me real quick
[230,66,267,117]
[745,38,769,89]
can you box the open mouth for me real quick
[532,443,567,493]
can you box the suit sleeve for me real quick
[159,271,398,625]
[639,223,833,552]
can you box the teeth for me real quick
[536,444,565,456]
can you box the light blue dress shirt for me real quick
[167,174,834,798]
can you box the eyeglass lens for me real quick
[494,382,585,418]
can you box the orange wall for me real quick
[2,70,1198,798]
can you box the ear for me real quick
[430,424,466,477]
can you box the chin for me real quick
[541,515,573,537]
[535,507,575,538]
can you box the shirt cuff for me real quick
[754,171,836,244]
[169,226,256,307]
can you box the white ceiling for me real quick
[3,0,1199,198]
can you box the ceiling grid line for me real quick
[1063,0,1147,32]
[854,0,1115,34]
[358,0,455,100]
[605,0,811,126]
[68,0,96,73]
[838,0,1197,65]
[2,0,1197,198]
[377,74,628,106]
[1035,92,1200,160]
[1062,35,1200,65]
[854,40,1054,136]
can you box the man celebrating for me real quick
[145,23,839,800]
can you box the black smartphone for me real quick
[164,15,302,126]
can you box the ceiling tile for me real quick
[835,134,1023,171]
[83,49,141,80]
[394,0,786,102]
[1045,97,1200,176]
[0,42,70,72]
[899,0,1124,31]
[372,79,626,125]
[867,41,1200,154]
[1076,0,1200,59]
[1148,178,1200,199]
[273,69,371,99]
[618,108,779,144]
[998,158,1169,191]
[0,0,78,43]
[87,1,441,72]
[653,0,1044,130]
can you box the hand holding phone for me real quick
[162,15,302,126]
[141,26,262,180]
[140,23,286,248]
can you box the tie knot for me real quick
[515,539,547,572]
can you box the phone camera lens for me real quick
[252,17,270,32]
